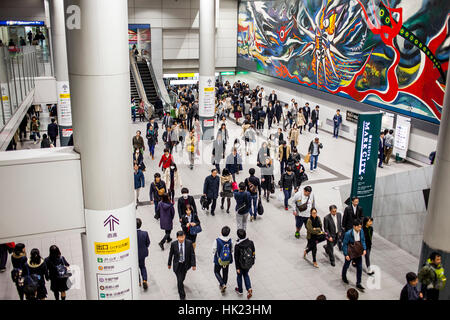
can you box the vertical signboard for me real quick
[393,115,411,159]
[83,203,139,300]
[199,75,215,140]
[198,76,215,117]
[350,113,382,217]
[56,80,73,146]
[0,83,11,123]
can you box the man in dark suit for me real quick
[378,131,385,168]
[302,102,311,131]
[268,90,277,105]
[177,187,198,220]
[203,169,220,216]
[47,118,59,147]
[136,218,151,290]
[323,205,343,266]
[342,197,364,232]
[168,231,196,300]
[309,105,320,133]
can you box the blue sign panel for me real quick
[0,20,45,26]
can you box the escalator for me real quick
[136,61,158,106]
[129,70,140,101]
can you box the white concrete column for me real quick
[65,0,139,300]
[420,70,450,300]
[198,0,216,140]
[50,0,72,146]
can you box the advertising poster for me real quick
[393,115,411,159]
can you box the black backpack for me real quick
[55,257,70,279]
[223,181,232,193]
[239,245,255,270]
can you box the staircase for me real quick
[129,70,139,101]
[136,61,157,105]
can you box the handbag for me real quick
[304,153,311,163]
[347,241,364,259]
[189,224,202,235]
[257,198,264,215]
[156,185,165,196]
[296,195,310,213]
[315,233,326,243]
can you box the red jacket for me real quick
[159,154,173,169]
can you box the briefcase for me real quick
[347,241,364,259]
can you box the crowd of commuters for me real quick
[2,80,443,301]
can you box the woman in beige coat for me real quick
[297,108,306,134]
[289,124,300,149]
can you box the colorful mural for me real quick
[237,0,450,123]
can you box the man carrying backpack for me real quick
[213,226,233,293]
[233,182,251,231]
[234,229,255,299]
[245,168,262,222]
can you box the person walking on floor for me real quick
[213,226,233,294]
[45,245,70,300]
[168,231,196,300]
[158,148,174,173]
[47,118,58,147]
[134,163,145,208]
[418,252,447,300]
[146,125,157,160]
[245,168,261,222]
[281,166,297,211]
[260,157,274,203]
[233,182,251,231]
[26,248,48,300]
[180,205,201,250]
[203,169,220,216]
[132,130,145,154]
[342,220,367,292]
[163,162,182,203]
[309,105,320,134]
[149,173,167,220]
[225,148,243,182]
[384,129,394,165]
[278,140,291,175]
[333,109,342,138]
[304,208,325,268]
[11,243,28,300]
[323,205,343,266]
[362,217,375,275]
[234,229,255,299]
[378,131,385,168]
[400,272,423,300]
[185,130,197,170]
[342,196,364,233]
[30,116,41,144]
[177,188,198,221]
[220,168,234,214]
[307,137,323,172]
[137,218,150,290]
[158,193,175,251]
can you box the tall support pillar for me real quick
[50,0,72,146]
[198,0,216,140]
[65,0,139,300]
[419,70,450,300]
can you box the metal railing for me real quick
[0,45,37,132]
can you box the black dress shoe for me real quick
[211,212,215,216]
[342,277,349,284]
[159,242,164,250]
[331,261,335,267]
[166,238,172,243]
[356,284,365,291]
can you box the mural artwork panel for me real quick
[237,0,450,123]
